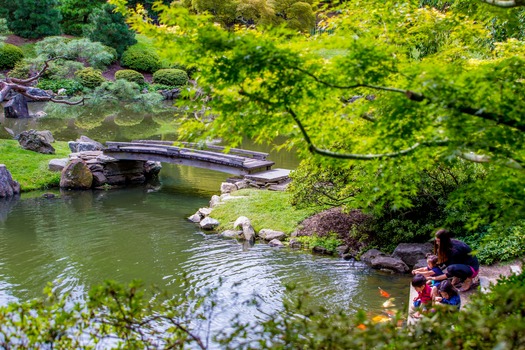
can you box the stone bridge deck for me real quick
[104,140,275,175]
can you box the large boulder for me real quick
[68,136,104,153]
[200,217,220,230]
[220,182,237,194]
[0,165,21,198]
[49,158,69,172]
[258,229,286,242]
[370,256,409,273]
[360,248,387,264]
[4,94,29,118]
[17,129,55,154]
[60,159,93,190]
[391,243,433,269]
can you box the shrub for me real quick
[36,78,84,95]
[115,69,145,85]
[7,60,30,79]
[121,47,161,73]
[152,69,189,87]
[295,233,343,254]
[75,67,105,89]
[0,43,24,69]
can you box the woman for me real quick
[428,228,479,292]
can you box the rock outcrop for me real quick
[16,129,55,154]
[58,151,161,190]
[0,165,21,198]
[60,159,93,190]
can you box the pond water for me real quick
[0,104,411,338]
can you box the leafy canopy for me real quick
[110,0,524,231]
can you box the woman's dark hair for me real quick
[412,274,427,288]
[439,279,458,298]
[434,228,453,264]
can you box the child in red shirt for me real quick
[410,273,432,318]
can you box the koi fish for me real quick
[378,287,390,298]
[372,314,391,323]
[382,298,396,308]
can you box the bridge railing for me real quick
[131,140,269,160]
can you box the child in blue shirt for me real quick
[434,280,461,310]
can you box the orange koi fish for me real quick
[378,287,390,298]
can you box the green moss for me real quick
[0,139,70,191]
[209,189,317,234]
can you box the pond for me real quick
[0,104,411,339]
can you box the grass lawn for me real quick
[210,189,318,234]
[0,139,70,191]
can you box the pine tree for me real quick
[2,0,62,39]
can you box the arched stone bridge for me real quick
[104,140,276,176]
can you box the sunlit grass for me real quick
[210,189,317,234]
[0,139,70,191]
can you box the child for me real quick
[412,254,444,280]
[410,274,432,318]
[412,254,445,300]
[434,280,461,310]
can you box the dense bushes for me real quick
[152,68,189,87]
[1,272,525,348]
[0,43,23,69]
[74,67,105,88]
[36,78,84,95]
[121,47,161,73]
[115,69,144,85]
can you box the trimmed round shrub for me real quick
[0,43,24,69]
[75,67,105,89]
[115,69,145,85]
[152,69,189,87]
[121,47,161,73]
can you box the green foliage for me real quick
[209,189,317,233]
[462,222,525,265]
[6,61,30,79]
[121,46,162,73]
[36,78,84,95]
[34,36,116,70]
[152,68,189,87]
[74,67,105,89]
[0,43,23,69]
[2,271,525,348]
[115,69,145,84]
[112,0,525,235]
[2,0,61,39]
[58,0,106,36]
[83,3,137,57]
[0,140,70,191]
[294,233,343,254]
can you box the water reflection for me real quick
[0,188,410,326]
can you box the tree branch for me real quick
[8,56,65,85]
[286,107,448,159]
[294,66,525,132]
